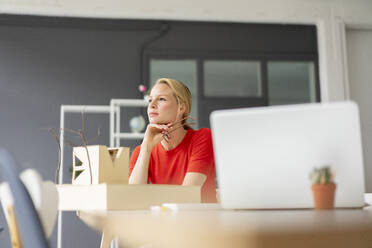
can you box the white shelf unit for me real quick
[110,99,148,147]
[58,99,148,248]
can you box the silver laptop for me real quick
[210,101,365,209]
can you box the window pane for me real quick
[268,61,317,106]
[150,59,198,127]
[204,60,261,97]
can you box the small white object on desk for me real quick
[151,203,222,213]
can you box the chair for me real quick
[0,148,49,248]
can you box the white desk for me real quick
[78,206,372,248]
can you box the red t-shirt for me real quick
[129,128,217,203]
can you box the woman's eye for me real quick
[148,99,152,103]
[160,98,166,101]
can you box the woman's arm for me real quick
[182,129,213,188]
[182,172,207,186]
[128,123,169,184]
[128,144,152,184]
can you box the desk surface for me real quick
[79,207,372,248]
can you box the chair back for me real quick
[0,149,49,248]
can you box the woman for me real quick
[129,78,217,203]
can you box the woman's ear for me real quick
[178,102,186,117]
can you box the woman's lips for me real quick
[149,112,158,117]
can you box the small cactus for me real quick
[309,166,334,184]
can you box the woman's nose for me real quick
[149,100,157,109]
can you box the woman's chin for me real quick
[149,117,161,124]
[149,117,170,125]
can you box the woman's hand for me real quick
[142,123,170,150]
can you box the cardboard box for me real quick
[72,145,129,185]
[57,184,201,210]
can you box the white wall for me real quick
[0,0,371,102]
[347,29,372,192]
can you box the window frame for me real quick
[143,49,320,127]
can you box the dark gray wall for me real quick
[0,15,317,248]
[0,16,161,248]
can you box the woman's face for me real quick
[147,83,183,124]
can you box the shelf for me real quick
[113,132,145,139]
[110,99,148,107]
[61,105,111,113]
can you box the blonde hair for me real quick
[153,78,192,129]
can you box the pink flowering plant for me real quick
[138,84,150,97]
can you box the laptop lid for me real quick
[210,101,365,209]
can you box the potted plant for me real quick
[309,166,336,210]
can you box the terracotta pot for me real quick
[312,183,336,210]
